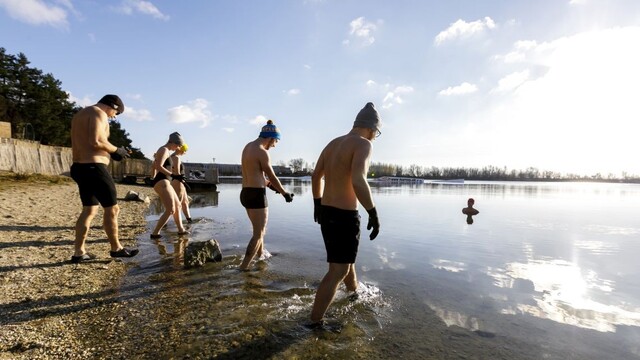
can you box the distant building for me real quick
[273,165,292,176]
[213,163,242,176]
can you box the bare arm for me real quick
[153,147,172,177]
[351,140,375,210]
[171,154,181,175]
[311,150,325,199]
[90,112,118,153]
[260,151,287,194]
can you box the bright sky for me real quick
[2,0,640,176]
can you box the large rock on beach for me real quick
[124,190,150,203]
[184,239,223,268]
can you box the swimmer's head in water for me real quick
[259,120,281,140]
[468,198,475,206]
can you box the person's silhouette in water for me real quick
[462,198,479,224]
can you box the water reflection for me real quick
[489,255,640,332]
[152,237,189,268]
[147,191,219,215]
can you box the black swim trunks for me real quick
[240,187,267,209]
[70,163,117,207]
[320,205,361,264]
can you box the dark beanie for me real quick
[98,94,125,115]
[169,131,185,146]
[353,102,380,132]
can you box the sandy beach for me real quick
[0,172,151,359]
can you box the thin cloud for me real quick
[222,127,234,133]
[497,40,539,63]
[344,17,380,47]
[115,0,169,21]
[167,98,212,128]
[434,17,496,46]
[367,80,414,109]
[66,92,93,107]
[250,115,268,126]
[285,88,301,96]
[123,107,152,121]
[438,82,478,96]
[491,70,530,93]
[0,0,69,28]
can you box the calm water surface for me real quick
[127,180,640,359]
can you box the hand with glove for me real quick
[366,207,380,240]
[110,146,131,161]
[283,192,294,203]
[313,198,322,224]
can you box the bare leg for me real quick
[239,208,268,270]
[343,264,358,292]
[74,205,99,256]
[310,263,351,322]
[172,194,185,233]
[103,204,124,252]
[152,181,178,236]
[172,181,191,224]
[180,185,192,220]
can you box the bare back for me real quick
[71,105,111,164]
[313,132,374,211]
[241,139,270,188]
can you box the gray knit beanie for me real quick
[353,102,381,132]
[168,132,184,146]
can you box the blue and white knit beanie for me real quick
[259,120,281,140]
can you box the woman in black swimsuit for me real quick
[170,144,192,224]
[150,132,188,239]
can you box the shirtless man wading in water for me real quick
[239,120,294,271]
[309,102,382,325]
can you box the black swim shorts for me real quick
[70,163,118,207]
[240,187,268,209]
[320,205,361,264]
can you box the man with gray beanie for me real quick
[309,102,381,327]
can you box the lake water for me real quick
[128,180,640,359]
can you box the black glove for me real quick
[366,207,380,240]
[110,147,130,161]
[267,182,279,194]
[283,192,294,203]
[313,198,322,224]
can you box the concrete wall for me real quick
[0,137,152,179]
[0,138,218,184]
[0,138,72,175]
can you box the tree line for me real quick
[0,48,145,159]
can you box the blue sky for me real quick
[2,0,640,176]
